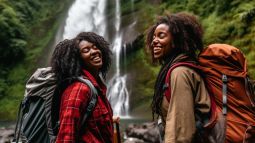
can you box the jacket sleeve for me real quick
[164,66,211,143]
[56,82,90,143]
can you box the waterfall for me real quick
[55,0,132,118]
[107,0,130,117]
[62,0,107,39]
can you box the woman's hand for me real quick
[112,116,120,124]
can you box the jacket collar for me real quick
[82,69,106,94]
[172,54,195,64]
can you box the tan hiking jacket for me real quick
[161,55,211,143]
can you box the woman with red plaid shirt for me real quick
[51,32,118,143]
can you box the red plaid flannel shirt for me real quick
[56,70,114,143]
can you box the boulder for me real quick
[124,122,161,143]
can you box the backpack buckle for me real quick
[222,74,228,83]
[222,74,228,115]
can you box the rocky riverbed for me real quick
[0,122,160,143]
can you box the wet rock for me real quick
[0,127,15,143]
[125,122,161,143]
[124,137,144,143]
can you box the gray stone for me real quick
[0,127,15,143]
[124,122,161,143]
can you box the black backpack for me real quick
[13,67,98,143]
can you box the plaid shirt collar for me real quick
[82,69,106,95]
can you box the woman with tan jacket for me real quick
[146,12,211,143]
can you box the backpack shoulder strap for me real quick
[164,62,200,102]
[77,76,98,127]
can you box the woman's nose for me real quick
[152,38,159,45]
[90,47,99,55]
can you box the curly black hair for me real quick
[146,12,204,120]
[51,32,112,85]
[146,12,203,64]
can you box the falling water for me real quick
[54,0,132,117]
[107,0,130,117]
[62,0,107,39]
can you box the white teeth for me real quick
[92,56,101,61]
[154,48,161,54]
[154,47,161,51]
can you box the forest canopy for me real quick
[0,1,27,67]
[0,0,70,120]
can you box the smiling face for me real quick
[152,24,173,60]
[79,40,103,74]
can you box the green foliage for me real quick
[0,79,8,98]
[0,1,27,66]
[127,0,255,114]
[0,95,21,120]
[247,51,255,78]
[159,0,255,78]
[8,0,60,25]
[237,4,255,24]
[215,0,232,14]
[0,0,71,120]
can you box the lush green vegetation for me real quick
[121,0,255,114]
[124,0,255,76]
[0,0,71,120]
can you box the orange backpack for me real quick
[164,44,255,143]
